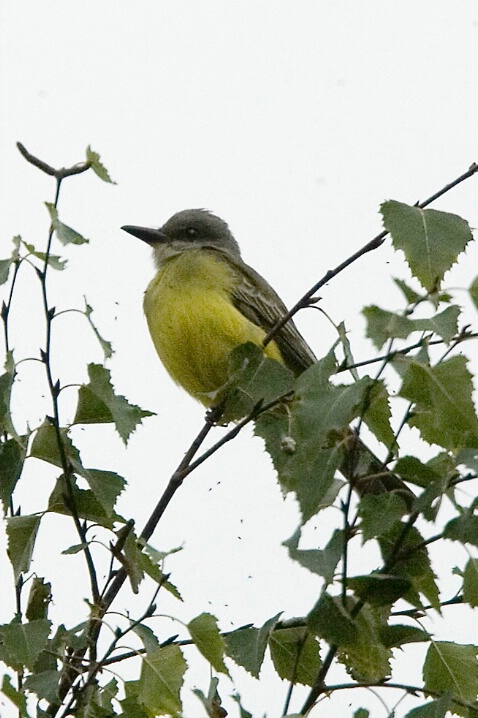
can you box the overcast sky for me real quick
[1,3,478,716]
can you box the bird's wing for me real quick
[218,250,317,375]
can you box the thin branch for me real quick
[263,162,478,348]
[17,142,91,179]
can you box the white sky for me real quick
[1,2,478,717]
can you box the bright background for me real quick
[1,2,478,716]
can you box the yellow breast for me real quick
[143,249,283,405]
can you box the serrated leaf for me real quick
[382,200,473,292]
[398,355,478,450]
[48,476,118,528]
[81,469,126,516]
[463,558,478,607]
[86,146,116,183]
[138,644,186,716]
[283,528,343,585]
[1,619,51,670]
[362,379,396,449]
[20,240,66,270]
[222,342,294,422]
[24,670,60,703]
[363,305,460,350]
[379,624,430,649]
[1,675,29,717]
[444,513,478,548]
[308,593,358,647]
[349,573,411,606]
[256,351,376,522]
[0,438,26,510]
[0,368,16,436]
[394,277,422,304]
[6,514,41,582]
[26,577,51,621]
[405,695,453,718]
[188,613,229,675]
[423,642,478,714]
[30,422,80,468]
[379,523,440,610]
[74,363,154,443]
[84,300,113,359]
[0,257,14,284]
[225,613,282,678]
[45,203,89,245]
[358,493,408,542]
[193,677,227,718]
[470,276,478,311]
[269,627,321,686]
[122,529,145,593]
[338,604,392,682]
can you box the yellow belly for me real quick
[143,250,283,405]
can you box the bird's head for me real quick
[122,209,241,267]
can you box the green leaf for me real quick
[363,306,416,349]
[30,422,81,468]
[363,305,460,349]
[269,627,321,686]
[362,379,395,450]
[0,257,13,284]
[139,551,183,600]
[1,674,29,717]
[444,513,478,548]
[222,342,294,422]
[1,619,51,670]
[423,642,478,713]
[283,528,343,585]
[379,523,440,610]
[132,623,160,653]
[398,355,478,450]
[138,644,186,716]
[120,681,149,718]
[26,577,51,620]
[225,613,282,678]
[308,593,358,647]
[81,468,126,516]
[6,514,41,582]
[463,558,478,608]
[48,476,118,528]
[393,277,422,304]
[257,350,375,522]
[188,613,229,675]
[84,300,113,359]
[338,604,392,682]
[0,438,26,510]
[86,146,116,184]
[45,203,89,245]
[20,239,66,270]
[24,670,60,703]
[394,455,441,489]
[122,528,145,593]
[192,677,227,718]
[354,710,370,718]
[381,200,473,292]
[348,573,411,606]
[0,368,16,436]
[379,624,430,649]
[469,276,478,311]
[74,363,154,444]
[405,694,453,718]
[358,493,408,541]
[230,693,253,718]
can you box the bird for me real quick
[122,209,413,505]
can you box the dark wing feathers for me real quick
[224,253,317,375]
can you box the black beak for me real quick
[121,225,167,245]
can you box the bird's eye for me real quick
[186,227,198,238]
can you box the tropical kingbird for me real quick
[122,209,413,503]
